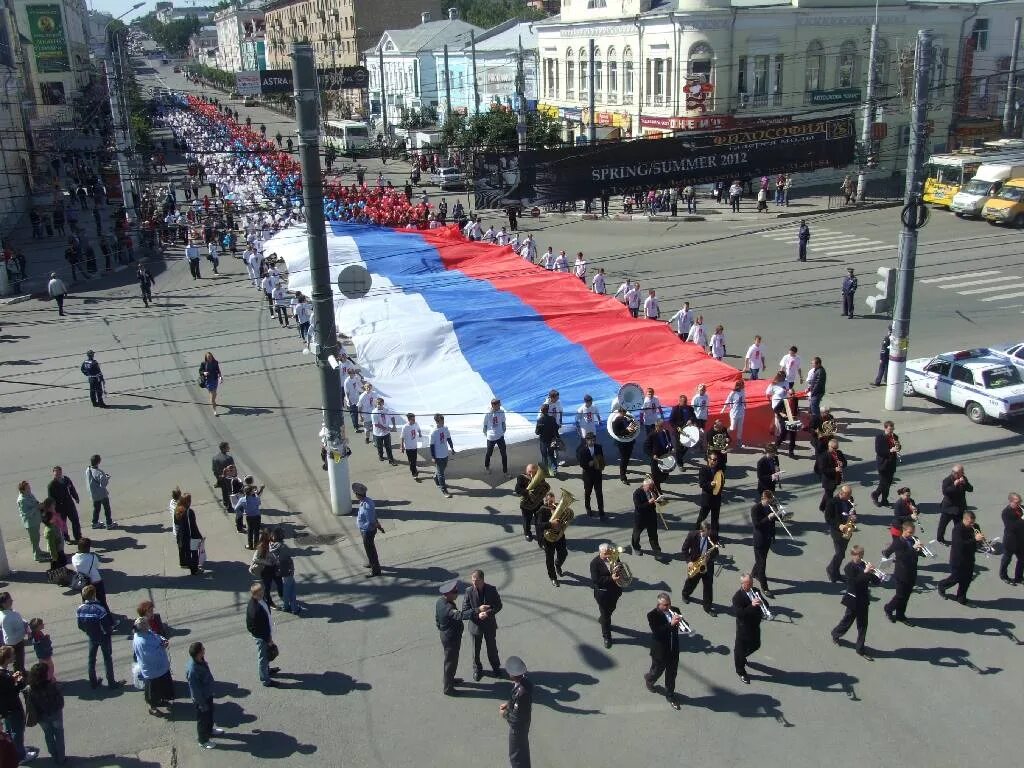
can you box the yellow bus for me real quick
[923,154,983,207]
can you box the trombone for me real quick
[669,610,693,635]
[768,501,794,540]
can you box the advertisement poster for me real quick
[27,4,69,73]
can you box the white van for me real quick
[950,160,1024,217]
[322,120,370,152]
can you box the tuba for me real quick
[687,541,720,579]
[520,466,549,513]
[708,431,730,454]
[543,489,576,543]
[607,546,634,588]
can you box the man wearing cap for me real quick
[483,399,509,477]
[462,569,503,681]
[80,350,106,407]
[47,272,68,316]
[576,433,606,518]
[436,579,486,696]
[353,483,384,576]
[841,268,858,319]
[500,656,533,767]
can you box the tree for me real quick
[454,0,546,28]
[134,12,202,55]
[440,108,562,154]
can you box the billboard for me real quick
[27,4,69,73]
[259,66,370,94]
[516,115,855,203]
[235,71,261,97]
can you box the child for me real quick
[29,618,56,682]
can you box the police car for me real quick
[902,348,1024,423]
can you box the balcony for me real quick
[736,92,782,109]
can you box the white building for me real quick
[188,25,218,63]
[214,2,263,73]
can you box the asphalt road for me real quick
[0,59,1020,767]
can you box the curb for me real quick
[0,294,35,305]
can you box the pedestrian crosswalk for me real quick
[919,269,1024,309]
[754,226,892,257]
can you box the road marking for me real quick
[819,243,892,256]
[979,290,1024,301]
[920,270,1001,284]
[938,276,1009,289]
[817,238,888,249]
[956,281,1024,295]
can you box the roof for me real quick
[467,19,538,52]
[374,19,483,56]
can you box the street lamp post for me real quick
[104,2,145,220]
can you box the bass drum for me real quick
[679,425,701,448]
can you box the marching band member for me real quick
[668,395,697,463]
[830,544,881,656]
[937,511,984,605]
[590,544,625,649]
[591,267,607,294]
[999,492,1024,584]
[643,289,661,321]
[644,593,685,710]
[644,420,673,491]
[632,478,662,556]
[721,380,746,448]
[824,485,856,583]
[706,420,730,469]
[755,445,781,495]
[816,438,847,513]
[890,487,918,542]
[743,335,765,380]
[576,433,606,519]
[575,394,602,440]
[750,491,778,597]
[572,252,587,282]
[937,464,973,545]
[686,314,707,348]
[732,574,765,684]
[400,413,421,478]
[668,301,694,341]
[641,388,663,435]
[809,407,833,471]
[883,521,923,623]
[513,464,546,544]
[537,492,568,587]
[483,398,509,477]
[691,384,709,431]
[695,452,724,534]
[871,421,900,507]
[611,407,636,485]
[681,522,718,615]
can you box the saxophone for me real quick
[839,503,858,540]
[687,541,720,578]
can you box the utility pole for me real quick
[856,0,880,202]
[1004,17,1022,136]
[378,46,389,139]
[292,43,350,515]
[588,38,596,143]
[885,29,933,412]
[471,30,480,116]
[443,43,452,123]
[515,35,526,151]
[106,28,133,219]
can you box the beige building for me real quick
[215,3,264,73]
[263,0,443,70]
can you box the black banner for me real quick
[516,115,855,203]
[259,66,370,95]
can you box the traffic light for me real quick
[866,266,896,315]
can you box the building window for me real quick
[932,46,948,98]
[688,42,713,86]
[753,55,769,95]
[737,55,747,94]
[973,18,989,51]
[566,48,575,98]
[607,47,617,103]
[805,40,824,92]
[579,47,587,99]
[594,49,603,99]
[623,46,634,104]
[586,0,607,7]
[772,54,783,95]
[837,40,858,88]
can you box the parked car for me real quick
[173,65,181,73]
[243,96,257,107]
[902,347,1024,423]
[431,167,467,190]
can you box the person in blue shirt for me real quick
[132,618,173,716]
[354,483,384,577]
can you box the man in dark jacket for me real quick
[732,574,764,684]
[937,464,973,544]
[48,465,81,543]
[830,544,881,656]
[76,584,118,689]
[644,593,684,710]
[0,647,38,764]
[462,570,502,681]
[575,434,605,518]
[500,656,532,768]
[631,478,661,555]
[590,544,624,649]
[750,491,778,597]
[211,442,235,512]
[245,583,276,687]
[999,492,1024,584]
[937,512,984,604]
[871,421,900,507]
[185,641,225,748]
[436,579,482,696]
[534,404,559,476]
[680,523,718,615]
[883,521,924,622]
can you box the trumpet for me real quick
[751,588,773,621]
[669,610,693,635]
[893,435,903,463]
[867,561,891,582]
[767,502,794,540]
[972,524,999,556]
[607,546,634,588]
[913,536,935,558]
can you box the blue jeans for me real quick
[749,368,761,380]
[282,575,298,612]
[808,395,822,419]
[88,634,115,686]
[255,637,271,683]
[433,456,449,491]
[3,708,26,760]
[38,713,65,762]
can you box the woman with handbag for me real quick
[70,538,107,609]
[198,352,223,417]
[174,494,204,575]
[41,508,67,585]
[22,662,65,764]
[131,618,174,716]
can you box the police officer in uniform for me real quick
[436,578,488,696]
[500,656,532,768]
[81,350,106,407]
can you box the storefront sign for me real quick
[561,107,582,122]
[27,4,69,73]
[259,66,369,94]
[808,88,861,105]
[640,114,793,131]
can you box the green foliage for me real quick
[187,63,236,91]
[454,0,546,28]
[440,107,561,152]
[134,12,202,55]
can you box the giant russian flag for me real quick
[272,224,772,450]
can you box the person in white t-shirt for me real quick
[668,302,694,340]
[779,346,803,389]
[553,250,568,273]
[692,384,709,429]
[575,395,602,438]
[721,380,747,447]
[573,253,588,282]
[343,369,365,432]
[625,283,641,317]
[687,315,708,349]
[708,325,726,360]
[743,335,765,380]
[430,414,456,498]
[371,398,398,465]
[592,268,606,295]
[519,234,536,262]
[613,279,630,303]
[293,294,313,343]
[400,413,422,478]
[643,289,661,320]
[641,388,663,434]
[540,247,555,270]
[356,384,375,444]
[482,398,508,476]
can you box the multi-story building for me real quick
[156,3,216,25]
[0,0,32,231]
[240,15,266,71]
[367,10,482,126]
[536,0,974,180]
[188,25,218,63]
[214,2,263,73]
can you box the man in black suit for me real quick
[48,465,82,544]
[537,492,569,587]
[824,484,856,583]
[590,543,625,648]
[732,573,764,684]
[750,490,778,597]
[514,464,547,545]
[815,438,847,512]
[576,433,606,518]
[463,570,503,681]
[436,579,485,696]
[644,420,674,489]
[831,544,881,656]
[644,592,685,710]
[999,492,1024,584]
[937,511,984,604]
[937,464,973,544]
[680,523,718,615]
[631,478,662,555]
[755,445,781,495]
[695,452,724,534]
[610,407,637,485]
[889,487,919,543]
[883,521,924,623]
[870,421,900,507]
